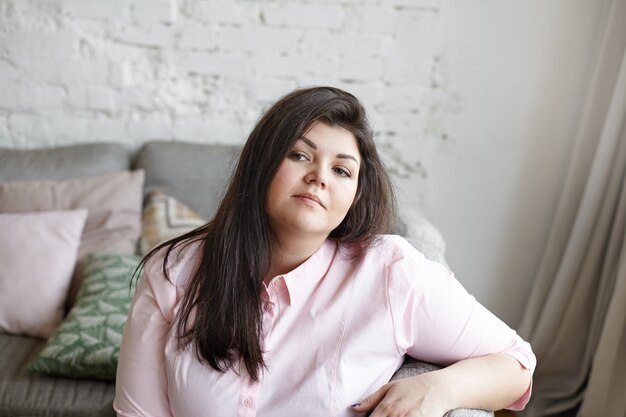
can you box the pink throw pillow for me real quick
[0,209,88,339]
[0,170,144,308]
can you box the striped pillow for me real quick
[140,190,205,256]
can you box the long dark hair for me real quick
[143,86,396,381]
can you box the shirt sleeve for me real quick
[387,237,536,411]
[113,250,178,417]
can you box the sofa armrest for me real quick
[390,357,495,417]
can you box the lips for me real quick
[293,193,325,208]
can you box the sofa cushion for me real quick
[140,190,206,255]
[0,210,88,339]
[28,253,141,380]
[0,170,145,308]
[0,334,115,417]
[134,141,239,220]
[0,143,130,182]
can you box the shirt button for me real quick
[243,397,254,407]
[272,280,281,287]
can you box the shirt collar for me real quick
[278,239,338,306]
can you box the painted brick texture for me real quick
[0,0,446,179]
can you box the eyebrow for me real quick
[299,136,360,165]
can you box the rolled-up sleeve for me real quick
[114,252,178,417]
[387,238,536,410]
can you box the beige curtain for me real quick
[518,0,626,415]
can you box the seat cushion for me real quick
[0,334,115,417]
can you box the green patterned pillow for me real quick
[28,253,141,380]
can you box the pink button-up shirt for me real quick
[114,235,535,417]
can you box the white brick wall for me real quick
[191,1,246,25]
[0,0,446,179]
[262,4,345,29]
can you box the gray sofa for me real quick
[0,141,491,417]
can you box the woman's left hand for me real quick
[351,371,452,417]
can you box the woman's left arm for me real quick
[352,352,531,416]
[353,238,536,416]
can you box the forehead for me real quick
[298,121,360,158]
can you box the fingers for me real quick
[351,384,391,413]
[351,374,448,417]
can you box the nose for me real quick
[304,167,327,188]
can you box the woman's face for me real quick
[266,121,361,241]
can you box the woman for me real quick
[115,86,535,417]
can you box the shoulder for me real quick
[363,235,453,294]
[142,238,204,289]
[337,235,430,286]
[360,234,427,265]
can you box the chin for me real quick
[270,212,341,238]
[283,221,332,237]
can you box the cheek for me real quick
[267,164,292,197]
[336,181,359,212]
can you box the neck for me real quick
[265,232,328,284]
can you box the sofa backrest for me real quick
[0,143,130,182]
[0,141,239,220]
[133,141,240,220]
